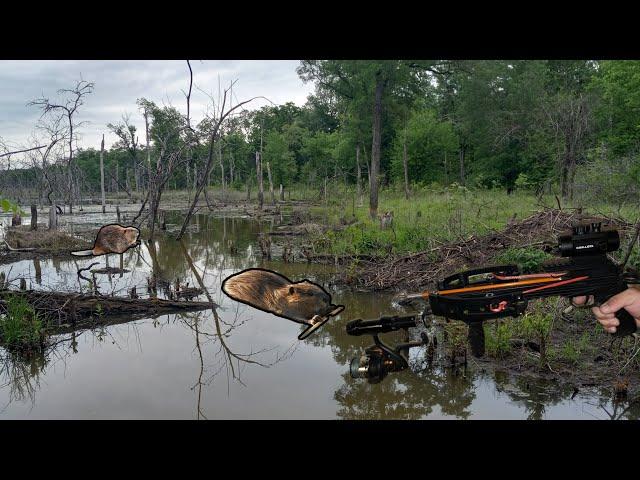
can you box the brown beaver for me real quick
[221,268,341,324]
[71,224,140,257]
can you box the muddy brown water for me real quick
[0,207,638,419]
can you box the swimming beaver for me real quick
[71,224,140,257]
[221,268,342,325]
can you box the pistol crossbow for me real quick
[347,221,640,382]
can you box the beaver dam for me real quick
[0,205,639,419]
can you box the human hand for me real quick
[572,288,640,334]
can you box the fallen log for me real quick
[4,240,36,252]
[0,288,217,324]
[91,267,131,275]
[269,230,304,236]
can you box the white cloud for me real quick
[0,60,314,157]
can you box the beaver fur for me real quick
[222,268,338,324]
[71,224,140,257]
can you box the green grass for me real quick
[485,321,514,359]
[443,322,469,361]
[304,183,638,257]
[515,300,555,340]
[493,247,554,273]
[484,299,558,361]
[307,185,540,256]
[557,331,592,364]
[0,294,46,351]
[304,181,640,258]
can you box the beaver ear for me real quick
[289,286,295,295]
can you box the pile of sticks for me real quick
[345,208,633,291]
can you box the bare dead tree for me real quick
[544,92,593,201]
[257,119,265,210]
[107,114,140,198]
[137,98,153,190]
[176,81,261,240]
[369,70,386,220]
[100,134,106,213]
[24,120,67,208]
[218,139,226,200]
[256,150,264,210]
[0,143,49,159]
[266,161,275,204]
[27,80,94,214]
[402,120,410,199]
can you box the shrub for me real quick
[0,294,46,351]
[485,320,513,359]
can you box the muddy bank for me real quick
[1,226,93,265]
[466,312,640,399]
[295,207,640,399]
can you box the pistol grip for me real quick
[596,288,638,337]
[613,307,638,337]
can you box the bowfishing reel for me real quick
[346,314,428,383]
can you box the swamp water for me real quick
[0,207,638,420]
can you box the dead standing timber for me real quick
[0,289,216,330]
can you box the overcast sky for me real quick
[0,60,315,157]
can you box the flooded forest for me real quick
[1,60,640,419]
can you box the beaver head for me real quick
[279,280,334,320]
[122,226,140,247]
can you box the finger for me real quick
[572,296,587,306]
[600,289,638,314]
[604,326,617,334]
[598,318,620,328]
[598,314,619,323]
[592,306,616,319]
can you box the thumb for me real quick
[600,289,637,314]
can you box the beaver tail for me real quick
[71,249,94,256]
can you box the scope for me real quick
[558,222,620,257]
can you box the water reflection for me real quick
[0,208,638,419]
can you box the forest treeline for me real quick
[2,60,640,221]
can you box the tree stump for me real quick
[11,212,21,226]
[258,234,272,259]
[30,205,37,231]
[159,210,167,230]
[48,205,58,230]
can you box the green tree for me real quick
[298,60,440,218]
[263,130,296,186]
[591,60,640,156]
[390,109,458,186]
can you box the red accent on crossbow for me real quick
[489,301,508,313]
[522,276,589,294]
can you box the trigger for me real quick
[489,301,508,313]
